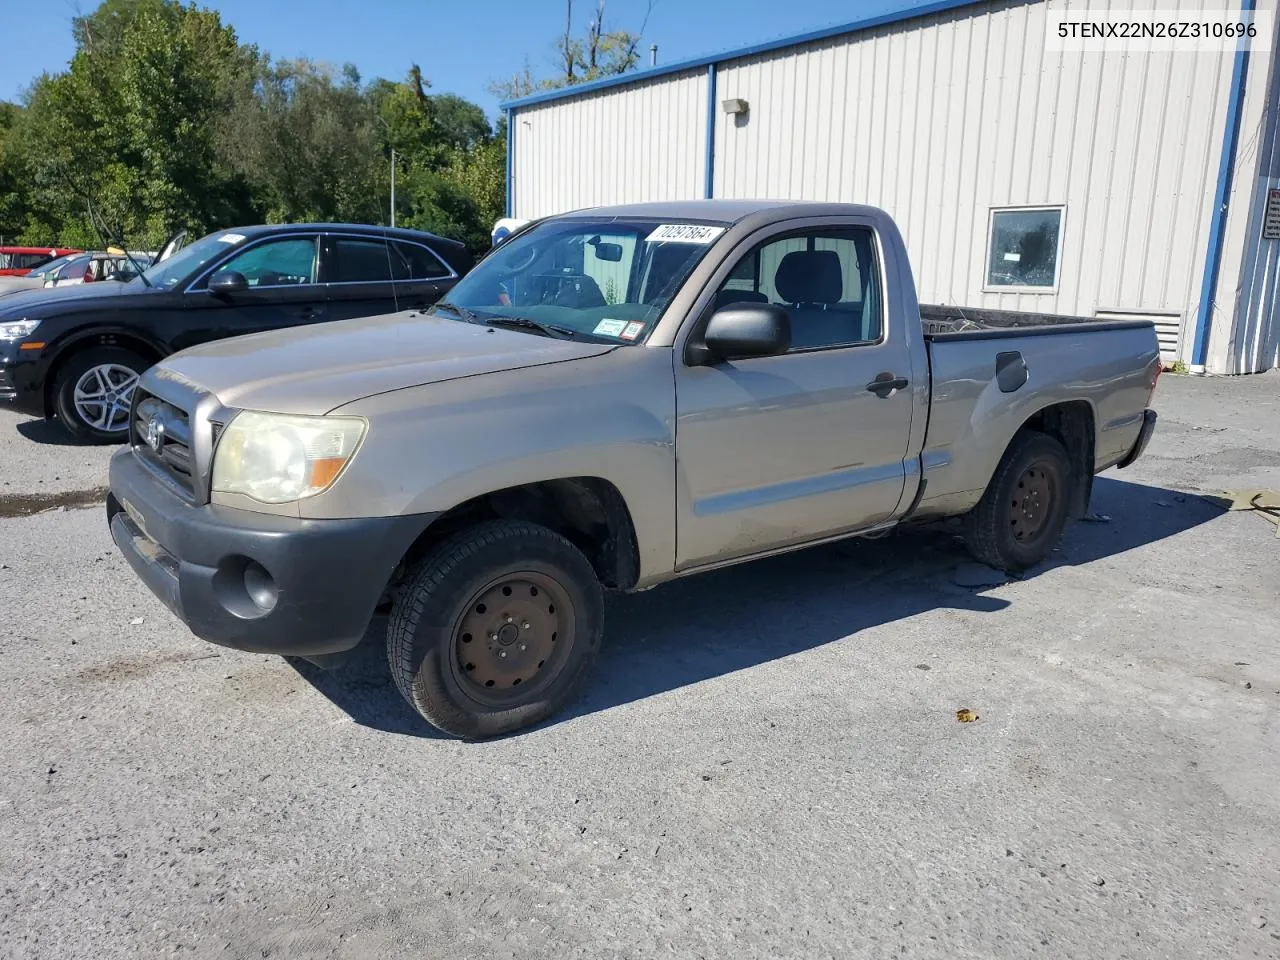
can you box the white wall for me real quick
[711,0,1249,364]
[511,0,1279,371]
[510,69,707,220]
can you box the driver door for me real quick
[673,224,917,569]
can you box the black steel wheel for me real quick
[963,431,1072,572]
[387,520,603,739]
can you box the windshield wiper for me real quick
[433,302,582,340]
[483,315,580,340]
[432,302,484,324]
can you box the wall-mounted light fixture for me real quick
[721,98,749,116]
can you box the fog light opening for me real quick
[243,560,278,613]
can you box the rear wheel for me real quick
[387,520,603,739]
[962,432,1072,572]
[53,346,147,444]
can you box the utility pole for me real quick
[390,149,397,228]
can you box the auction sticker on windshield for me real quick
[593,318,628,337]
[645,224,725,244]
[217,233,246,244]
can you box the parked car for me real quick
[0,223,470,441]
[38,251,148,288]
[0,253,84,297]
[0,246,81,277]
[104,200,1160,738]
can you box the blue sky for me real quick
[4,0,905,117]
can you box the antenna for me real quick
[385,226,401,314]
[376,189,401,315]
[85,199,151,287]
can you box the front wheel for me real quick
[387,520,603,739]
[53,347,147,443]
[962,431,1073,572]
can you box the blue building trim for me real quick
[500,0,988,111]
[1190,0,1256,368]
[504,107,514,217]
[703,64,716,199]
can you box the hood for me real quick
[0,277,46,298]
[0,278,140,315]
[159,310,619,415]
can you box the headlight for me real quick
[0,319,40,341]
[212,411,366,504]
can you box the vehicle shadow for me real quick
[15,417,81,445]
[289,475,1224,739]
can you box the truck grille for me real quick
[132,392,196,497]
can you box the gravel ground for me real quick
[1,373,1278,959]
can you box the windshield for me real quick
[132,230,246,289]
[26,254,77,279]
[439,218,725,344]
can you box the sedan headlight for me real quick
[212,411,366,504]
[0,319,40,341]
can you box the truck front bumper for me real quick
[107,447,435,656]
[1116,409,1158,469]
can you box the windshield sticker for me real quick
[645,224,725,244]
[620,321,646,341]
[217,233,246,244]
[593,318,628,337]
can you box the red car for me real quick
[0,246,81,277]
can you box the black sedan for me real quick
[0,223,471,442]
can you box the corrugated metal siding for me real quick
[510,70,707,220]
[710,0,1242,360]
[1212,4,1280,374]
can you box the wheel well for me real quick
[1018,400,1095,518]
[43,333,164,416]
[393,478,641,593]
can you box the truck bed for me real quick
[912,304,1161,520]
[919,304,1155,341]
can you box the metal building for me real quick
[503,0,1280,374]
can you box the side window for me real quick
[332,238,392,283]
[713,229,882,351]
[390,241,450,281]
[218,237,317,287]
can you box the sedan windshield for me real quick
[132,230,247,289]
[438,218,726,344]
[26,254,77,279]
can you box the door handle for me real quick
[866,373,909,397]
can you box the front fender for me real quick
[308,348,679,584]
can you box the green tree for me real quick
[219,58,383,224]
[0,102,25,241]
[10,0,255,247]
[490,0,653,101]
[0,0,507,257]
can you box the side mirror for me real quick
[692,303,791,364]
[208,270,248,296]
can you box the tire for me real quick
[962,431,1073,573]
[387,520,604,739]
[53,346,148,444]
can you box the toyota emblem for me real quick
[145,416,165,452]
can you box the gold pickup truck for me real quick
[107,200,1160,738]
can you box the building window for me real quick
[986,207,1064,290]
